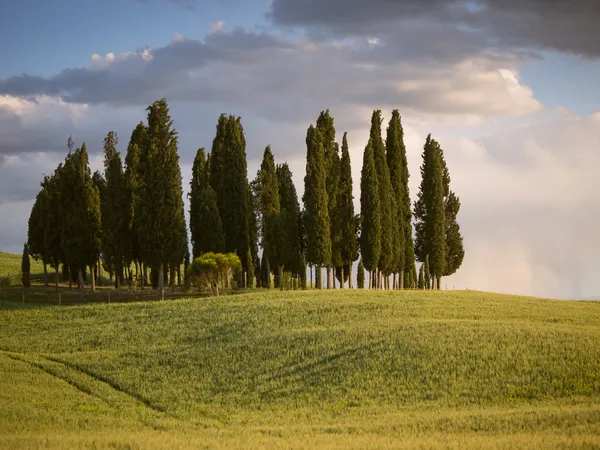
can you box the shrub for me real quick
[186,252,241,297]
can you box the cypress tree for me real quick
[137,98,187,292]
[246,248,254,288]
[359,140,380,288]
[316,110,340,289]
[41,173,62,291]
[357,259,365,289]
[59,143,102,296]
[248,181,259,288]
[103,131,129,290]
[124,122,146,286]
[418,264,424,289]
[414,135,446,290]
[303,125,331,289]
[259,146,280,288]
[277,163,302,278]
[189,148,209,259]
[21,243,31,287]
[439,152,465,279]
[299,252,307,289]
[194,186,225,254]
[220,116,250,285]
[386,110,408,288]
[338,133,358,288]
[369,110,395,289]
[27,190,48,285]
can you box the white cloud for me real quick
[208,20,225,35]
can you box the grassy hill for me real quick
[0,251,46,286]
[1,290,599,448]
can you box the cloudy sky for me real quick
[1,0,598,299]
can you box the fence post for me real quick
[59,293,61,305]
[161,288,164,301]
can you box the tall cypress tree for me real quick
[124,122,146,286]
[27,190,49,285]
[338,133,358,288]
[41,172,62,291]
[303,125,331,289]
[189,148,209,259]
[277,163,302,279]
[386,110,408,289]
[103,131,129,290]
[316,110,340,289]
[359,140,381,288]
[59,143,102,296]
[259,145,280,288]
[370,110,395,288]
[439,152,465,280]
[219,116,250,285]
[137,98,186,292]
[424,254,431,290]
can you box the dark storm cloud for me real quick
[268,0,600,57]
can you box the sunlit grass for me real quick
[1,289,599,448]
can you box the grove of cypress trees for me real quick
[338,132,358,288]
[27,190,48,285]
[359,140,381,289]
[303,125,331,289]
[370,110,396,289]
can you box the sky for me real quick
[0,0,599,300]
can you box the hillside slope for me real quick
[1,290,599,449]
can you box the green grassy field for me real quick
[0,251,45,285]
[1,289,599,449]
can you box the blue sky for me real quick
[0,0,599,299]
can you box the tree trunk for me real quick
[158,263,164,293]
[78,269,84,298]
[438,276,442,291]
[98,259,103,286]
[43,263,48,286]
[142,264,147,290]
[326,264,331,289]
[278,266,284,290]
[265,257,271,289]
[317,264,322,289]
[340,266,344,289]
[399,271,404,290]
[55,265,59,292]
[170,265,175,293]
[368,271,372,290]
[90,264,96,294]
[310,265,313,288]
[69,268,72,291]
[432,275,437,291]
[348,262,353,289]
[177,265,181,287]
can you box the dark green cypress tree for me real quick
[103,131,129,290]
[359,140,380,288]
[418,264,424,289]
[59,143,102,296]
[27,190,49,285]
[248,181,259,288]
[370,110,395,288]
[338,133,358,288]
[246,248,254,288]
[259,145,280,289]
[386,110,408,288]
[137,98,187,292]
[439,151,465,279]
[303,125,331,289]
[299,252,307,289]
[316,110,340,289]
[357,259,365,289]
[277,163,301,277]
[21,243,31,287]
[414,135,446,289]
[221,116,250,285]
[41,173,62,291]
[189,148,209,259]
